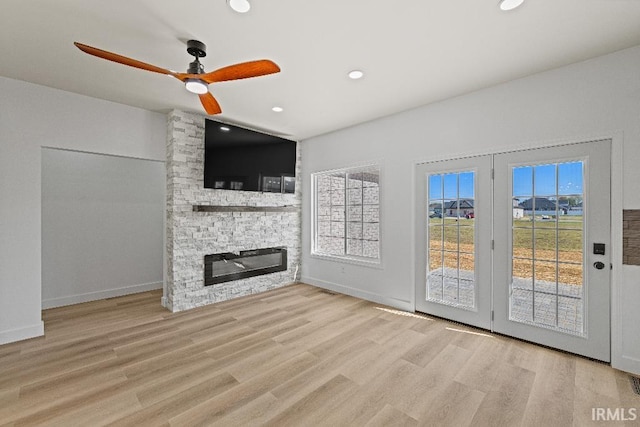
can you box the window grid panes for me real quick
[313,166,380,261]
[427,171,476,309]
[510,161,585,335]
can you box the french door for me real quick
[415,155,492,329]
[415,140,611,361]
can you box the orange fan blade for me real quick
[199,92,222,115]
[200,60,280,84]
[74,42,178,77]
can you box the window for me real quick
[313,165,380,263]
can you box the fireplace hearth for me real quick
[204,247,287,286]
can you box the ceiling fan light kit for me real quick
[185,79,208,94]
[73,38,280,116]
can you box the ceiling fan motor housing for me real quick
[188,60,204,74]
[186,40,206,58]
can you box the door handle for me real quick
[593,261,605,270]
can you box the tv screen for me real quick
[204,119,297,193]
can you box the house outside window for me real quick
[312,165,380,263]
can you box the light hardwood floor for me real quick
[0,283,637,426]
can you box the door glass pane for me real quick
[459,253,475,307]
[558,296,583,334]
[459,222,474,249]
[534,292,557,327]
[459,172,475,199]
[429,175,443,200]
[443,251,459,277]
[533,197,557,224]
[429,225,443,251]
[426,170,476,309]
[535,260,557,291]
[443,200,457,220]
[512,258,533,290]
[534,228,556,261]
[444,226,459,250]
[558,230,582,263]
[560,212,583,229]
[428,274,444,301]
[513,228,533,259]
[534,164,556,196]
[429,250,443,272]
[509,161,585,335]
[428,250,443,300]
[511,289,533,322]
[443,276,459,304]
[558,262,583,294]
[443,174,458,199]
[513,166,533,197]
[558,162,583,196]
[428,207,443,224]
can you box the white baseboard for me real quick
[161,296,168,308]
[42,282,163,309]
[301,276,413,312]
[0,321,44,345]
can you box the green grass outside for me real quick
[428,216,584,251]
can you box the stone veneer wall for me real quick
[166,110,302,312]
[623,210,640,265]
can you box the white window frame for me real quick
[311,164,382,266]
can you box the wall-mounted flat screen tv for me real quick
[204,119,297,193]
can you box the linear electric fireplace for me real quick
[204,247,287,286]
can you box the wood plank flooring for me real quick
[0,284,637,426]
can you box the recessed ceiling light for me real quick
[348,70,364,80]
[219,126,231,132]
[499,0,524,11]
[272,106,284,112]
[228,0,251,13]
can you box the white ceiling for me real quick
[2,0,640,140]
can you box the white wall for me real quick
[41,149,165,308]
[301,45,640,374]
[0,76,165,345]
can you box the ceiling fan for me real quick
[74,39,280,115]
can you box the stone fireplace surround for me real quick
[165,110,301,312]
